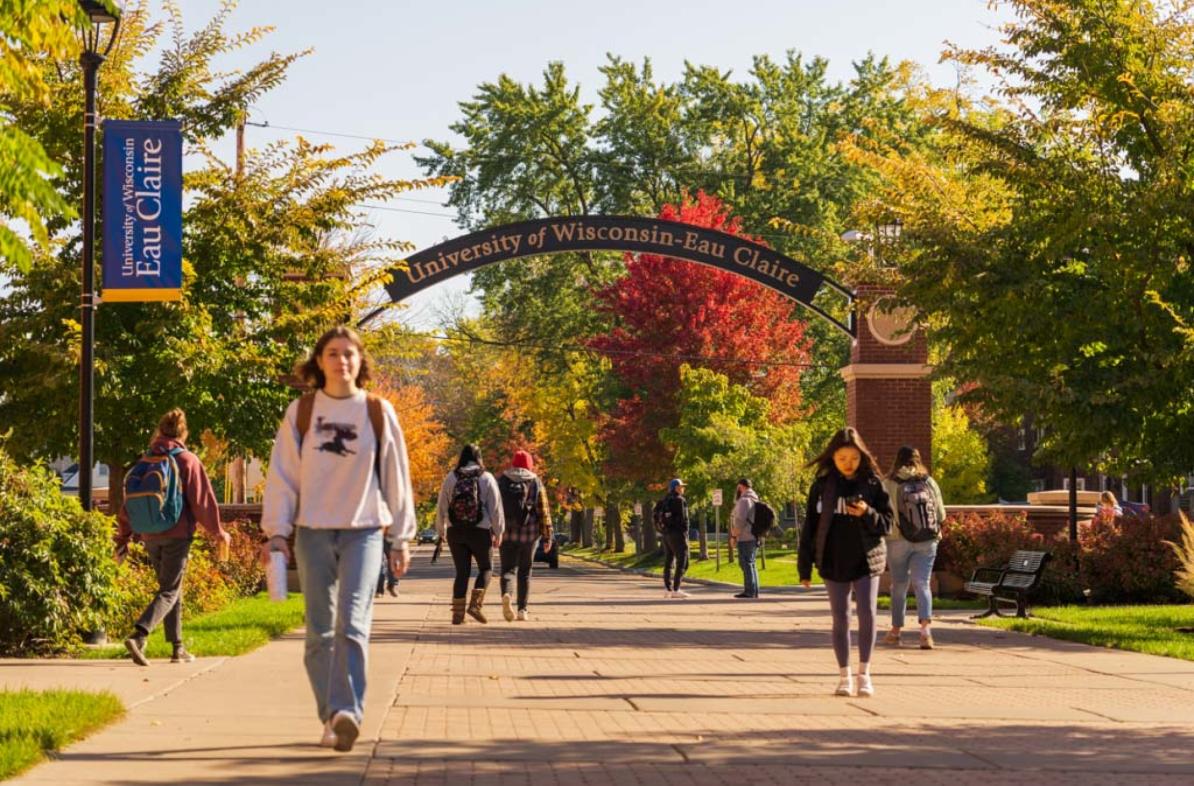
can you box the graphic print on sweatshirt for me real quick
[314,416,359,457]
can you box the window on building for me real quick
[1031,479,1046,492]
[1017,428,1026,451]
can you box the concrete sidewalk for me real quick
[7,546,1194,784]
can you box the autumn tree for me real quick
[591,192,813,485]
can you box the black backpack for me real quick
[896,477,941,542]
[651,498,668,533]
[498,474,538,531]
[448,467,484,527]
[750,500,777,539]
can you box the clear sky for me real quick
[175,0,1009,328]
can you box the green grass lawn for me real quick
[877,596,984,611]
[82,592,306,660]
[0,689,124,780]
[979,604,1194,661]
[563,541,820,587]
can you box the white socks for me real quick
[839,666,852,678]
[858,662,871,676]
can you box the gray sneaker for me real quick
[171,645,196,663]
[331,710,360,752]
[124,634,149,667]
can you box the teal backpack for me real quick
[123,448,185,534]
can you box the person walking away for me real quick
[660,478,691,598]
[115,408,230,666]
[261,326,416,752]
[798,427,893,698]
[376,537,399,597]
[729,478,760,598]
[436,444,504,624]
[882,446,945,650]
[497,450,553,622]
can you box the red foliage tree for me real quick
[590,192,813,484]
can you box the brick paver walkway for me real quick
[7,547,1194,784]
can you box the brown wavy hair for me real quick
[154,408,189,444]
[888,445,928,479]
[296,326,373,390]
[805,427,881,479]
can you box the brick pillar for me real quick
[840,283,932,472]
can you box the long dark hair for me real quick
[296,326,373,390]
[805,427,881,479]
[455,443,483,471]
[889,445,928,479]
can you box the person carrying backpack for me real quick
[261,326,416,753]
[114,408,228,667]
[497,450,553,622]
[798,427,893,698]
[436,444,504,625]
[729,478,761,599]
[882,445,946,650]
[659,478,691,598]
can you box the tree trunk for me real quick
[643,504,658,554]
[612,502,625,552]
[570,508,583,544]
[604,503,616,551]
[698,508,708,560]
[107,460,126,516]
[582,508,594,547]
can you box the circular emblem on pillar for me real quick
[866,296,918,346]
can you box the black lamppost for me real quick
[76,1,120,511]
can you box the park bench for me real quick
[965,549,1051,618]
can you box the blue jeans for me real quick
[295,526,383,725]
[737,540,759,597]
[887,538,938,627]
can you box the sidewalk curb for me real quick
[561,550,816,595]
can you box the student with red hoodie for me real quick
[114,408,229,666]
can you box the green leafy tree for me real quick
[849,0,1194,484]
[0,0,94,271]
[0,2,445,501]
[932,402,993,504]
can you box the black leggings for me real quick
[447,526,493,599]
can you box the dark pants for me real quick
[662,529,689,591]
[499,540,537,611]
[825,575,879,668]
[135,537,192,644]
[376,539,397,595]
[447,526,493,599]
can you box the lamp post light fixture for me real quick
[841,218,902,269]
[76,0,120,511]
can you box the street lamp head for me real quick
[77,0,121,59]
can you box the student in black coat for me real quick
[798,427,893,699]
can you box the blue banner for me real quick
[102,119,182,302]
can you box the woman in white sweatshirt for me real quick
[261,326,417,753]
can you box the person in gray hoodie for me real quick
[436,444,504,624]
[881,445,946,650]
[729,478,761,598]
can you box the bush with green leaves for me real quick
[0,449,119,655]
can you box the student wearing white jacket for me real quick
[261,326,416,753]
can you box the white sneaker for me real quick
[330,710,359,752]
[673,589,691,599]
[857,674,875,697]
[664,589,675,598]
[502,593,515,622]
[319,720,336,748]
[516,609,529,621]
[834,676,854,697]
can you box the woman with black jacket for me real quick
[798,427,894,698]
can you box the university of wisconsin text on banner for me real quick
[101,119,183,302]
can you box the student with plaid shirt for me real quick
[497,451,553,622]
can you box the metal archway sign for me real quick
[361,215,855,335]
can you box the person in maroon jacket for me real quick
[114,408,228,665]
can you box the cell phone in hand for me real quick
[846,494,864,506]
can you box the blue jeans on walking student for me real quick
[886,538,938,628]
[295,526,384,726]
[737,539,759,597]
